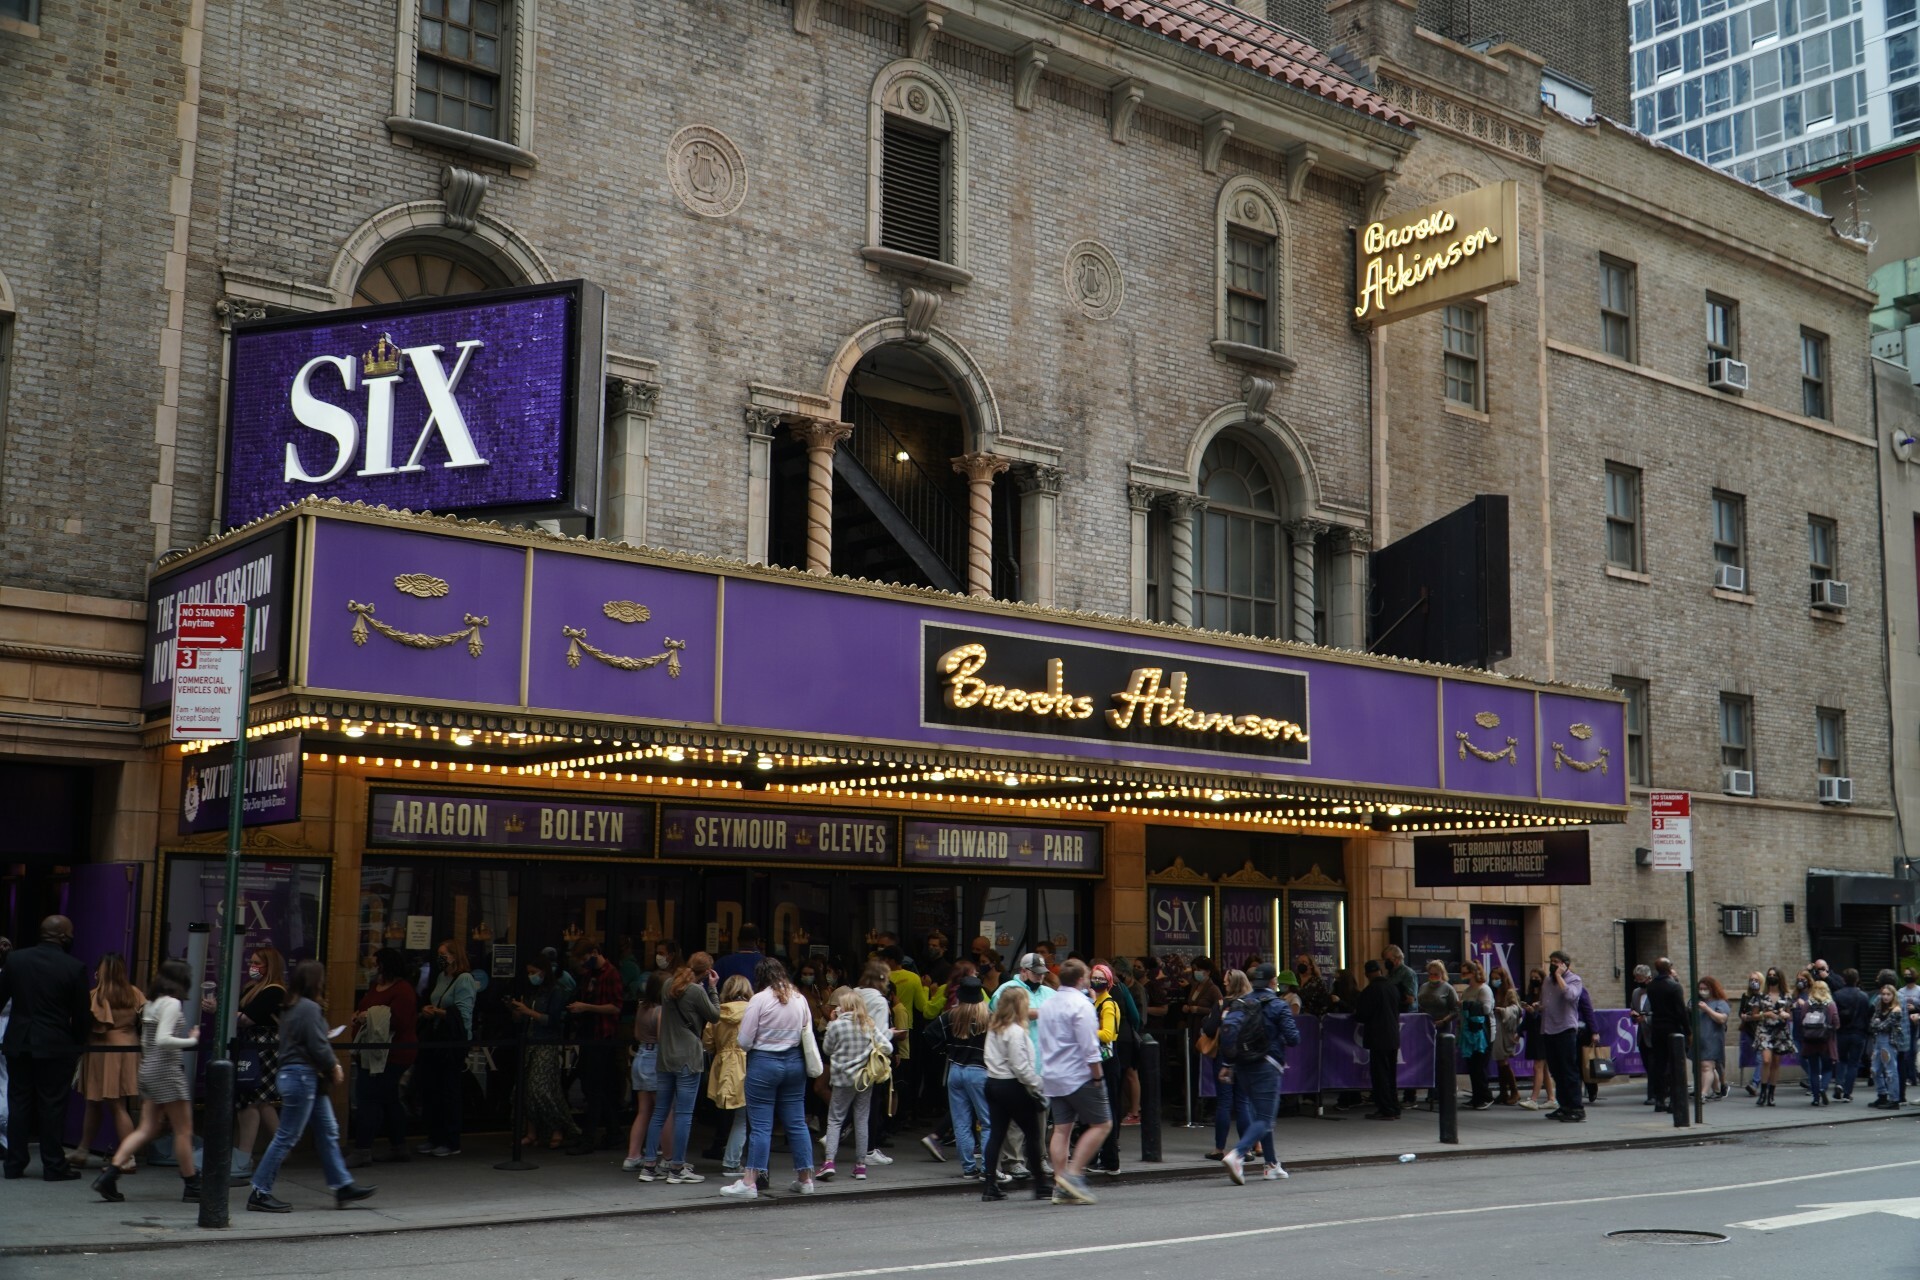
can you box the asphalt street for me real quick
[10,1122,1919,1280]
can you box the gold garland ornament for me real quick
[1456,730,1519,765]
[1552,723,1608,773]
[348,601,489,657]
[563,627,684,675]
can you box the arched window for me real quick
[865,61,971,283]
[1194,434,1286,638]
[352,241,508,306]
[1212,177,1289,366]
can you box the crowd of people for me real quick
[7,913,1920,1215]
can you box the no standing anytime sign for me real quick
[170,603,247,742]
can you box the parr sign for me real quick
[1353,182,1520,324]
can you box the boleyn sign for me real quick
[221,281,606,528]
[1353,182,1520,325]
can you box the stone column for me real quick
[791,416,852,575]
[1163,493,1205,628]
[602,378,659,545]
[1127,482,1156,619]
[1014,462,1062,607]
[1330,524,1372,650]
[952,451,1011,597]
[743,408,783,565]
[1287,518,1329,643]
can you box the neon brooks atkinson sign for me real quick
[1352,182,1520,324]
[221,281,606,528]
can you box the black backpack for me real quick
[1219,993,1273,1065]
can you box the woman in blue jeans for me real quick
[247,960,377,1213]
[642,954,717,1183]
[1200,970,1251,1157]
[721,958,818,1200]
[929,976,991,1178]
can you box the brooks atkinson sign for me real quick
[1352,182,1520,325]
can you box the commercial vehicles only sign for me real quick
[171,603,247,742]
[1649,790,1692,871]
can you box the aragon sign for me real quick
[1353,182,1520,324]
[222,281,606,529]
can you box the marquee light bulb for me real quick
[344,725,366,738]
[453,732,474,746]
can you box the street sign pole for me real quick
[1687,866,1703,1124]
[1649,791,1703,1123]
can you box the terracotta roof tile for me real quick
[1075,0,1412,128]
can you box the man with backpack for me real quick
[1218,964,1300,1186]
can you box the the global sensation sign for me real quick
[222,281,606,528]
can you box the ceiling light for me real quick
[895,450,911,462]
[343,725,366,739]
[452,732,474,747]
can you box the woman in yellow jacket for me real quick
[1089,963,1124,1175]
[704,975,753,1177]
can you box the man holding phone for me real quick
[1540,951,1587,1123]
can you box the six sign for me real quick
[1650,790,1693,872]
[170,603,248,742]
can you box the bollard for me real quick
[1669,1033,1690,1129]
[197,1058,234,1228]
[1138,1033,1163,1162]
[1437,1032,1459,1145]
[495,1025,539,1171]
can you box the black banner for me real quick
[1413,829,1591,887]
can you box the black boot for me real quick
[334,1182,378,1206]
[1765,1085,1777,1107]
[247,1189,292,1213]
[93,1165,125,1203]
[981,1184,1007,1202]
[181,1173,202,1202]
[1032,1179,1054,1200]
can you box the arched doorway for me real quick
[771,344,1017,597]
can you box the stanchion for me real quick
[1669,1032,1690,1129]
[495,1025,539,1171]
[1436,1032,1458,1145]
[1183,1037,1197,1128]
[197,1059,234,1227]
[1139,1034,1163,1162]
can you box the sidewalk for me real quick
[2,1089,1904,1254]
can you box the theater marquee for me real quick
[1353,182,1520,324]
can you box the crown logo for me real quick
[912,835,930,852]
[1018,840,1034,857]
[362,333,402,378]
[503,813,524,833]
[665,823,683,843]
[794,828,814,847]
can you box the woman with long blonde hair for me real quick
[93,959,200,1203]
[1200,969,1252,1157]
[818,986,887,1181]
[77,953,143,1166]
[981,983,1047,1201]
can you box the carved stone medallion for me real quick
[1064,239,1123,321]
[668,125,748,219]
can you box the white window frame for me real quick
[1815,707,1846,777]
[863,60,971,286]
[1211,176,1292,371]
[388,0,539,169]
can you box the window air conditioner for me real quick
[1811,579,1849,610]
[1709,358,1751,392]
[1722,768,1755,796]
[1714,564,1747,593]
[1818,776,1854,806]
[1720,905,1759,937]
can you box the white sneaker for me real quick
[864,1149,894,1166]
[621,1156,646,1172]
[666,1166,705,1184]
[1009,1163,1031,1179]
[1263,1164,1288,1181]
[1517,1099,1541,1111]
[790,1178,817,1195]
[1222,1150,1246,1186]
[719,1179,758,1200]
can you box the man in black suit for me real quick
[0,915,90,1180]
[1644,957,1690,1113]
[1356,959,1403,1119]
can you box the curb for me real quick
[6,1109,1901,1257]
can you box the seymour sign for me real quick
[222,281,606,528]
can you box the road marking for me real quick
[767,1158,1920,1280]
[1730,1196,1920,1231]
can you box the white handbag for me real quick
[802,1020,825,1079]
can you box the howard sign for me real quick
[222,281,606,528]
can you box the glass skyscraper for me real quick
[1628,0,1906,203]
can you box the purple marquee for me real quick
[222,282,604,529]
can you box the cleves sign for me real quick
[222,281,606,529]
[923,625,1309,760]
[1353,182,1520,324]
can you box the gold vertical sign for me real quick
[1353,181,1520,325]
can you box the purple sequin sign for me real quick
[222,286,584,528]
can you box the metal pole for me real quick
[1437,1031,1458,1144]
[1687,869,1704,1125]
[1183,1036,1197,1127]
[199,609,252,1229]
[1669,1032,1690,1129]
[495,1021,538,1171]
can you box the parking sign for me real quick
[171,603,248,741]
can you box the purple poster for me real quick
[1414,830,1591,887]
[1318,1014,1437,1090]
[368,788,652,855]
[1149,885,1209,952]
[903,821,1101,873]
[661,807,892,866]
[1468,906,1526,984]
[1280,1012,1321,1095]
[163,857,327,989]
[1593,1007,1645,1075]
[142,525,293,710]
[222,282,604,528]
[179,732,302,834]
[1287,891,1344,974]
[1220,889,1276,969]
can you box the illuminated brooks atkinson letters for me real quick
[286,333,489,483]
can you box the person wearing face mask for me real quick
[1490,968,1523,1105]
[987,954,1056,1179]
[1643,959,1688,1114]
[415,940,477,1157]
[505,952,580,1150]
[1751,969,1794,1107]
[347,948,418,1167]
[654,941,683,975]
[1896,969,1920,1103]
[566,939,627,1156]
[226,947,289,1178]
[1738,972,1767,1096]
[1694,976,1730,1100]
